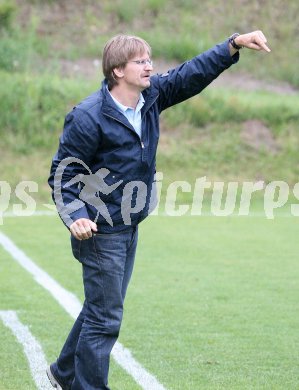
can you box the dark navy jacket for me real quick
[48,40,239,232]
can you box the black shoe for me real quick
[46,365,65,390]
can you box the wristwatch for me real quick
[229,33,243,50]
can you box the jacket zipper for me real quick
[104,93,159,151]
[103,113,145,149]
[139,94,159,150]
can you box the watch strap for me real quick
[229,33,243,50]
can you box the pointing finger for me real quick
[257,30,267,42]
[256,31,271,52]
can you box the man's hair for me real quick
[102,34,151,89]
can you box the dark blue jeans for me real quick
[51,226,138,390]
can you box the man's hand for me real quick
[70,218,98,240]
[229,30,271,55]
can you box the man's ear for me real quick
[113,67,124,79]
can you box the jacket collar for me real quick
[101,79,158,118]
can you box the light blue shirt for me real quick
[108,90,145,138]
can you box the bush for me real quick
[113,0,141,23]
[0,0,16,30]
[163,88,299,129]
[0,71,96,152]
[0,33,27,71]
[0,14,45,72]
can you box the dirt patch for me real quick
[211,71,298,95]
[54,58,179,80]
[58,58,102,79]
[241,120,279,153]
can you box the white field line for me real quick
[0,310,51,390]
[0,231,166,390]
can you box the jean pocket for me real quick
[70,235,81,261]
[92,234,127,275]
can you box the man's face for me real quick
[116,50,153,91]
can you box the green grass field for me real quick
[1,214,299,389]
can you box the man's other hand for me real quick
[70,218,98,240]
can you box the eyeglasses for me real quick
[129,59,153,66]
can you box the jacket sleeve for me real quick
[48,109,100,228]
[154,39,239,112]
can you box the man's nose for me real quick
[145,62,153,70]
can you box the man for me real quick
[47,31,270,389]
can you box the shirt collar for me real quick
[107,87,145,113]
